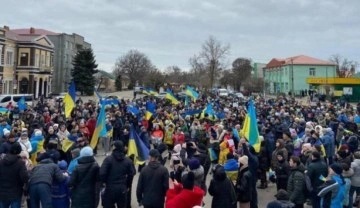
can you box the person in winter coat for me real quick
[235,155,252,208]
[218,139,230,165]
[0,143,29,207]
[224,153,239,183]
[274,151,290,191]
[307,151,328,208]
[67,148,80,175]
[172,127,185,146]
[137,149,169,208]
[28,156,66,208]
[18,132,32,153]
[166,172,204,208]
[271,139,288,170]
[267,189,295,208]
[318,163,346,208]
[187,158,206,194]
[192,143,211,183]
[321,128,335,165]
[350,151,360,207]
[283,132,294,159]
[0,132,17,154]
[100,141,135,208]
[51,160,70,208]
[342,163,353,208]
[208,165,237,208]
[68,146,100,208]
[258,139,269,189]
[287,156,306,208]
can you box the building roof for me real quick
[265,55,335,69]
[11,28,59,36]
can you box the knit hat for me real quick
[19,151,29,159]
[80,146,93,157]
[58,160,68,170]
[3,128,10,135]
[330,163,343,175]
[113,140,125,153]
[188,158,200,170]
[10,143,22,155]
[182,172,195,190]
[275,189,290,200]
[238,155,248,166]
[34,130,42,137]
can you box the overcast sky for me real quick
[2,0,359,72]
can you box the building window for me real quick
[65,41,68,49]
[41,54,45,66]
[0,47,3,66]
[20,53,28,66]
[50,55,54,67]
[35,54,39,67]
[309,68,316,76]
[6,51,14,66]
[285,68,288,76]
[285,82,288,90]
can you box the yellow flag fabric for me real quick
[62,138,74,152]
[64,93,75,118]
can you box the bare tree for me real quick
[143,68,165,89]
[165,66,185,84]
[219,69,234,88]
[232,57,252,91]
[329,54,358,77]
[113,50,153,89]
[189,36,230,89]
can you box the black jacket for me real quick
[100,150,135,190]
[287,165,306,204]
[0,141,16,154]
[0,154,29,200]
[275,159,290,180]
[307,158,328,190]
[193,149,211,180]
[136,160,169,207]
[235,166,253,203]
[68,156,100,208]
[208,166,237,208]
[29,158,65,186]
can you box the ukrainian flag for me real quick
[147,88,159,96]
[142,89,150,95]
[64,82,76,118]
[165,90,179,105]
[62,138,75,152]
[90,104,107,149]
[30,135,44,165]
[0,107,9,115]
[127,105,141,115]
[200,103,217,120]
[241,100,261,152]
[145,102,156,120]
[185,86,199,101]
[127,126,150,165]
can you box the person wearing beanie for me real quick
[0,119,11,138]
[51,160,70,208]
[36,141,61,164]
[29,129,45,165]
[0,133,17,154]
[137,149,169,208]
[67,148,80,175]
[68,146,100,208]
[193,143,211,183]
[18,132,32,153]
[100,140,135,208]
[266,189,295,208]
[235,155,252,208]
[209,165,237,208]
[274,151,290,191]
[186,158,206,194]
[318,163,346,207]
[0,143,29,207]
[165,172,204,208]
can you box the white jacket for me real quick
[18,138,32,153]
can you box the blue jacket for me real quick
[355,115,360,125]
[331,175,346,207]
[52,171,70,208]
[321,131,335,157]
[0,124,11,138]
[337,114,348,123]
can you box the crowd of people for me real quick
[0,90,360,208]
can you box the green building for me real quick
[264,55,336,95]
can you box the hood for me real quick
[181,186,204,206]
[191,166,204,180]
[213,166,227,181]
[224,159,238,171]
[148,160,161,169]
[112,150,125,161]
[3,154,20,166]
[78,156,95,164]
[39,158,55,164]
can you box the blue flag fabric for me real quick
[18,96,27,111]
[127,106,141,115]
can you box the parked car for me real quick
[218,88,229,97]
[134,86,143,93]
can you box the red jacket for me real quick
[166,184,204,208]
[86,119,96,137]
[172,132,185,145]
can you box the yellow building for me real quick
[2,26,53,98]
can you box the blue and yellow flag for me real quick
[30,135,44,165]
[127,105,141,115]
[64,82,76,118]
[127,126,150,165]
[145,102,156,120]
[142,89,150,95]
[165,90,179,105]
[185,86,199,101]
[62,138,74,152]
[90,104,107,149]
[18,96,27,111]
[241,100,261,152]
[147,88,159,96]
[0,107,9,115]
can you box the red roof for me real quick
[11,28,59,36]
[265,55,335,68]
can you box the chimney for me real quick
[30,27,35,34]
[3,26,9,31]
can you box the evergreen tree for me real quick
[71,48,98,95]
[115,75,122,91]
